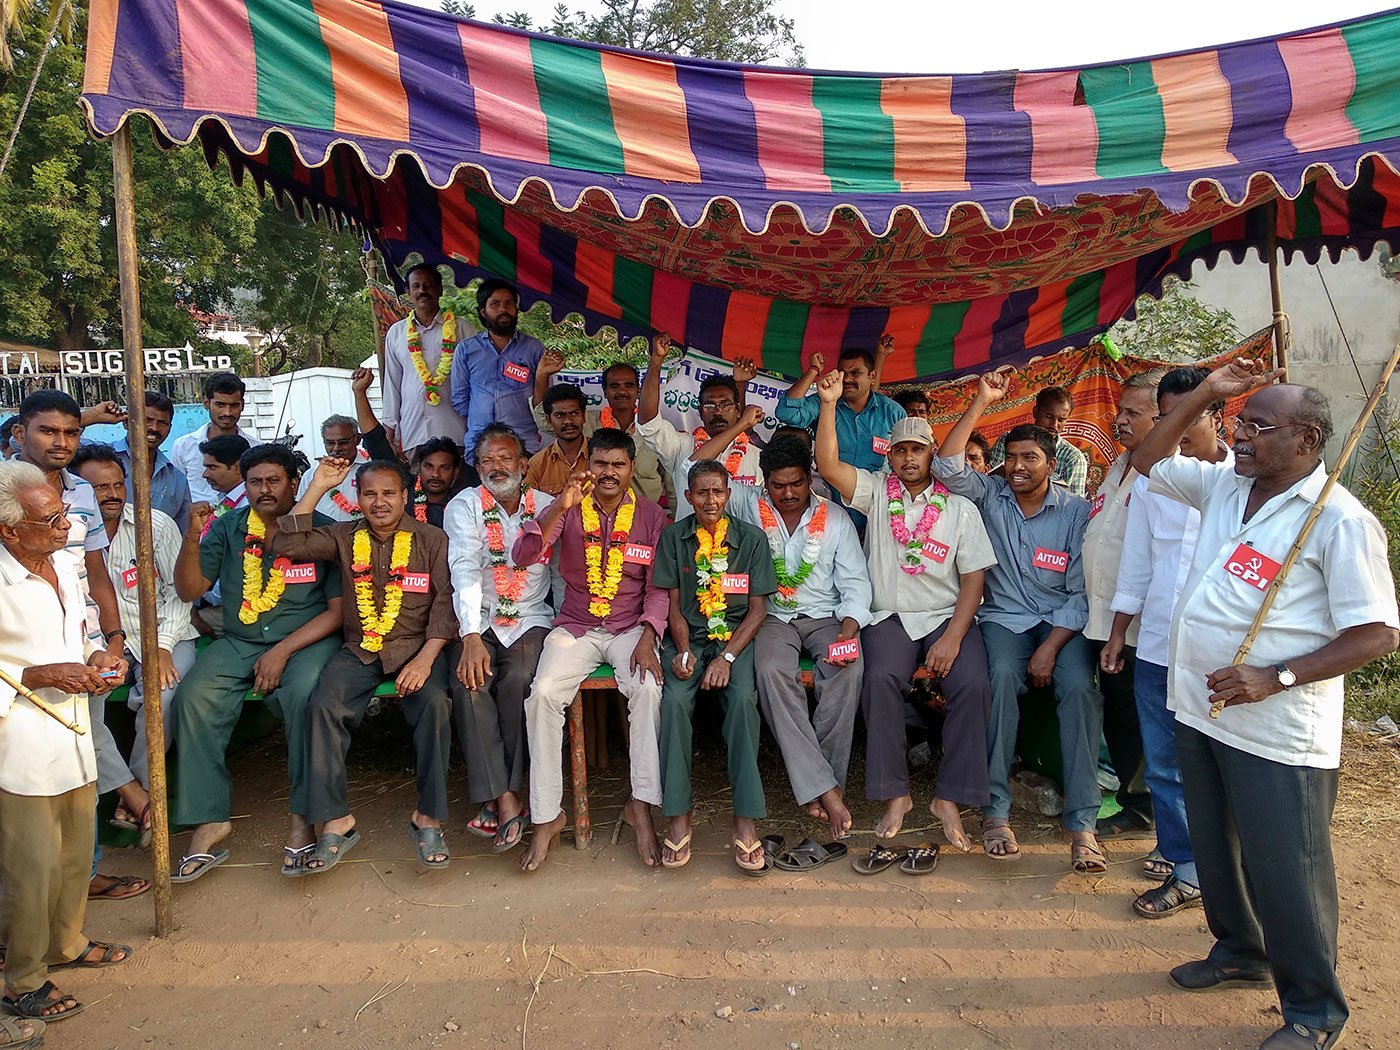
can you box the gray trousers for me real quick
[754,614,862,806]
[1176,724,1347,1032]
[860,616,992,806]
[91,695,133,796]
[305,646,453,825]
[127,638,199,789]
[449,627,547,804]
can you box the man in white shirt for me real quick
[444,424,555,853]
[297,415,369,522]
[636,334,762,515]
[170,373,258,505]
[0,461,132,1023]
[727,434,871,843]
[1102,366,1229,918]
[72,446,199,800]
[381,264,468,456]
[1131,359,1399,1050]
[816,377,999,851]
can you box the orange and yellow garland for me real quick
[407,312,458,406]
[352,528,414,652]
[581,492,636,619]
[694,518,731,641]
[693,427,749,478]
[238,512,287,625]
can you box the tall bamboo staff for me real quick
[1213,337,1400,717]
[111,122,173,936]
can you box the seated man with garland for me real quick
[279,456,457,874]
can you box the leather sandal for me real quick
[1133,876,1202,919]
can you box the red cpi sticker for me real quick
[721,573,750,594]
[921,539,950,564]
[622,543,654,565]
[503,361,531,384]
[872,436,890,455]
[1032,547,1069,573]
[828,637,860,662]
[1223,543,1281,593]
[400,572,431,594]
[121,566,140,589]
[283,562,318,585]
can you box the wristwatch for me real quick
[1273,663,1297,689]
[722,651,736,665]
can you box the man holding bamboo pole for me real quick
[0,461,132,1026]
[1131,359,1399,1050]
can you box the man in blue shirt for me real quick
[451,278,545,464]
[934,370,1103,875]
[775,339,906,532]
[102,390,191,533]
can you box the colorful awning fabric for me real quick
[81,0,1400,381]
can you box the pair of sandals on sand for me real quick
[1,940,132,1038]
[660,834,851,876]
[852,843,940,875]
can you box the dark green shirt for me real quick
[200,506,344,644]
[654,515,777,639]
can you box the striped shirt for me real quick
[103,504,200,654]
[58,469,108,642]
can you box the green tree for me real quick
[1108,277,1242,363]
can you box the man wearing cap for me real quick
[452,278,546,464]
[814,374,997,848]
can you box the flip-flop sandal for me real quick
[466,804,499,839]
[52,940,132,970]
[281,843,316,877]
[171,850,230,884]
[740,835,785,879]
[660,833,692,869]
[773,837,849,872]
[299,831,360,877]
[491,813,529,854]
[1071,840,1108,875]
[2,982,83,1023]
[88,873,154,898]
[1133,876,1203,919]
[981,819,1021,861]
[0,1013,45,1050]
[900,844,940,875]
[852,844,908,875]
[409,821,450,868]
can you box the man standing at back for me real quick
[1130,360,1398,1050]
[381,264,468,457]
[171,373,258,505]
[100,390,191,532]
[988,386,1089,497]
[453,278,545,462]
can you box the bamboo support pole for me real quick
[0,667,86,734]
[111,123,174,936]
[1213,337,1400,717]
[1267,200,1292,381]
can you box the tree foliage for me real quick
[1108,277,1243,363]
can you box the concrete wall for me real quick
[1183,251,1400,464]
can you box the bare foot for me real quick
[875,795,914,839]
[520,813,567,872]
[802,800,828,823]
[732,816,765,871]
[813,787,852,840]
[930,797,972,852]
[623,798,660,867]
[179,820,232,877]
[662,813,693,867]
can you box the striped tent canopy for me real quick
[81,0,1400,382]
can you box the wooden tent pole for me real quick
[1213,337,1400,717]
[1267,199,1291,381]
[111,122,173,937]
[361,247,388,377]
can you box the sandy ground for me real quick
[38,725,1400,1050]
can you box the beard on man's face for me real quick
[482,469,523,499]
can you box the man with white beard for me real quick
[443,424,555,852]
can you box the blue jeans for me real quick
[981,621,1102,832]
[1133,660,1197,888]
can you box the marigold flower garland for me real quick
[694,518,732,641]
[886,474,950,576]
[238,512,288,625]
[581,492,636,618]
[757,499,825,610]
[481,487,536,626]
[599,405,632,432]
[332,480,429,522]
[352,528,414,652]
[407,312,457,406]
[693,426,749,477]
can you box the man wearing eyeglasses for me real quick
[636,334,762,519]
[1130,359,1399,1050]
